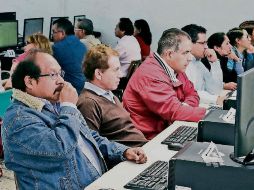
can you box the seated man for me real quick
[52,18,87,94]
[74,18,101,50]
[182,24,226,105]
[77,45,148,147]
[1,49,147,189]
[123,28,206,140]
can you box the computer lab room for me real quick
[1,0,254,189]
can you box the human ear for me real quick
[94,69,102,80]
[24,76,34,89]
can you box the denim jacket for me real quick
[1,89,128,190]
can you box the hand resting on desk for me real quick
[123,147,147,164]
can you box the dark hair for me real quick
[12,61,41,91]
[239,20,254,35]
[207,32,226,49]
[181,24,207,43]
[227,27,244,46]
[157,28,191,55]
[53,18,74,35]
[118,18,134,36]
[77,18,94,35]
[83,44,118,80]
[134,19,152,45]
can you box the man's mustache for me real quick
[53,83,64,94]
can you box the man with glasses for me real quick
[123,28,206,140]
[182,24,226,106]
[52,18,87,94]
[1,49,147,189]
[74,18,101,50]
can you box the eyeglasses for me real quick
[39,70,65,80]
[52,30,63,34]
[196,41,207,45]
[74,28,82,31]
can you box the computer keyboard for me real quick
[226,90,235,98]
[208,105,223,111]
[161,125,197,151]
[124,160,168,190]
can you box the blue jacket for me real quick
[1,89,128,190]
[53,35,87,94]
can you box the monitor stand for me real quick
[230,151,254,165]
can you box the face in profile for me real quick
[237,29,251,50]
[29,53,64,102]
[97,55,122,91]
[52,24,64,42]
[216,35,232,56]
[168,36,193,74]
[191,33,208,59]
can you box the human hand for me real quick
[223,82,237,91]
[204,49,217,63]
[58,82,78,104]
[216,95,226,106]
[227,51,240,62]
[123,147,147,164]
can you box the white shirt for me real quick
[185,57,223,105]
[80,35,101,50]
[115,35,141,77]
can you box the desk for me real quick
[85,121,198,190]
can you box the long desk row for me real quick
[85,121,198,190]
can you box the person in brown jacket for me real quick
[77,44,148,147]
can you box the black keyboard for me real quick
[226,90,235,98]
[161,125,197,151]
[208,105,223,111]
[124,160,168,190]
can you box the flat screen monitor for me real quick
[23,18,44,43]
[0,20,18,49]
[49,16,69,41]
[0,12,16,21]
[231,68,254,164]
[73,15,86,27]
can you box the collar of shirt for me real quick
[84,82,115,103]
[154,52,179,82]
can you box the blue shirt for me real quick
[2,89,128,189]
[53,35,87,94]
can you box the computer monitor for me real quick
[231,68,254,164]
[23,18,44,43]
[0,12,16,21]
[73,15,86,27]
[49,16,69,41]
[0,20,18,49]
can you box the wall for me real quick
[1,0,254,50]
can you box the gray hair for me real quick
[157,28,190,55]
[77,18,94,35]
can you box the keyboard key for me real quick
[161,125,197,151]
[124,161,168,190]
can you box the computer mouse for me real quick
[167,143,184,151]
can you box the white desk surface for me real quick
[85,121,198,190]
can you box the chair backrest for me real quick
[0,89,13,118]
[126,60,141,80]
